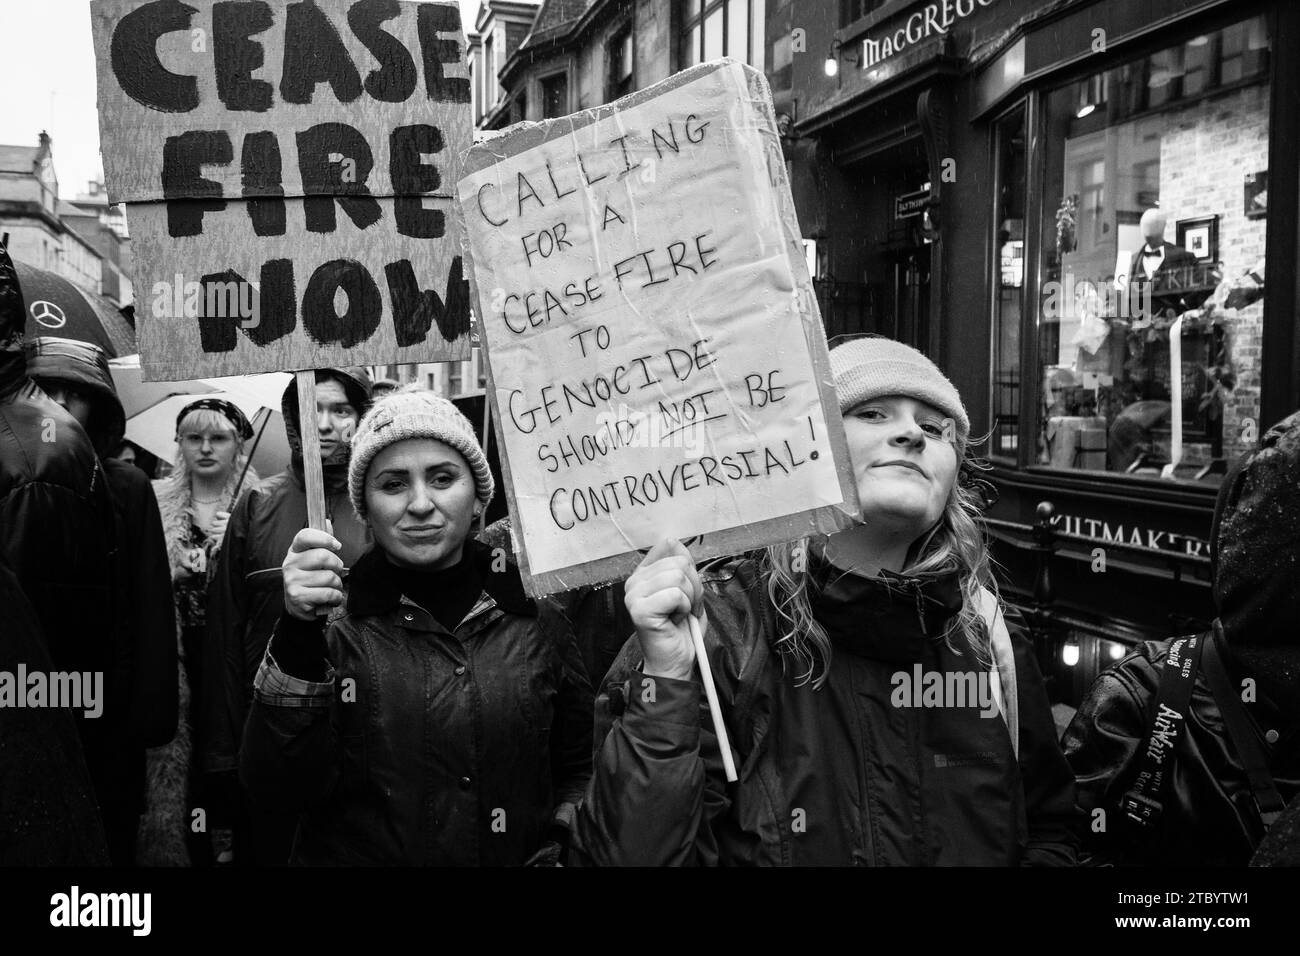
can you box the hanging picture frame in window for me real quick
[1175,215,1219,265]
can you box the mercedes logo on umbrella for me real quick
[30,299,67,329]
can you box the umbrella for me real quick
[120,362,294,481]
[108,356,211,419]
[13,260,135,357]
[108,354,292,420]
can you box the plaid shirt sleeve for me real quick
[252,648,335,709]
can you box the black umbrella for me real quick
[12,260,135,358]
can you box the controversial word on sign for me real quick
[458,60,858,595]
[91,0,472,380]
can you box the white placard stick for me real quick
[688,614,738,783]
[296,371,327,532]
[1162,316,1184,480]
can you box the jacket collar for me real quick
[345,539,536,619]
[289,446,352,494]
[810,554,964,663]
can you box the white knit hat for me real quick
[348,387,494,518]
[829,336,970,442]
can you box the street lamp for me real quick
[824,39,858,78]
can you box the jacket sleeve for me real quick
[238,615,339,814]
[202,487,256,775]
[570,619,737,867]
[1060,660,1152,866]
[1004,606,1081,866]
[125,467,179,747]
[540,602,595,832]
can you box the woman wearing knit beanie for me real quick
[239,387,594,865]
[573,336,1078,866]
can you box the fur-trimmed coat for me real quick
[138,467,254,866]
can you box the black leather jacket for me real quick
[239,541,594,865]
[1064,410,1300,866]
[1063,636,1300,866]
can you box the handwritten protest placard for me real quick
[91,0,471,381]
[458,60,859,596]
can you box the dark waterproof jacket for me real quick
[1064,410,1300,865]
[0,289,116,683]
[239,541,595,865]
[0,554,109,865]
[1063,636,1299,865]
[203,369,371,775]
[0,250,119,787]
[26,337,179,803]
[572,556,1079,866]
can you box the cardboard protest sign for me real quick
[91,0,472,381]
[458,60,859,596]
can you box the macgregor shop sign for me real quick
[862,0,997,71]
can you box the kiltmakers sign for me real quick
[1051,512,1212,559]
[91,0,472,380]
[860,0,997,71]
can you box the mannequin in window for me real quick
[1128,209,1197,286]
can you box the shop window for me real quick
[541,72,568,119]
[1032,15,1270,483]
[992,106,1026,459]
[608,26,634,101]
[680,0,759,68]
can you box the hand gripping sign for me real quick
[91,0,472,385]
[457,60,860,598]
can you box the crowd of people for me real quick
[1,240,1296,867]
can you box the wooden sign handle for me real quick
[295,370,328,532]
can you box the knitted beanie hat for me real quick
[348,387,494,518]
[829,336,970,442]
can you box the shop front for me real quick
[784,0,1299,706]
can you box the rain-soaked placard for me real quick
[91,0,472,380]
[458,60,859,597]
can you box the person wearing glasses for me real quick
[141,397,257,865]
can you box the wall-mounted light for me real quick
[1063,642,1081,667]
[824,38,858,78]
[1075,73,1105,118]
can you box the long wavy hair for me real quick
[154,408,256,575]
[761,457,998,690]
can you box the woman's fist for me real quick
[624,539,706,682]
[283,528,344,621]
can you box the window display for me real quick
[1032,15,1270,482]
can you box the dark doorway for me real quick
[820,135,932,350]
